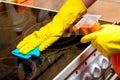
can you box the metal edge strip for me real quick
[53,45,96,80]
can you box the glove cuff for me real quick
[57,0,87,26]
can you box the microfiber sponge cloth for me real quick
[11,46,40,60]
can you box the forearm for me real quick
[82,0,96,8]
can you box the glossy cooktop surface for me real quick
[0,5,90,80]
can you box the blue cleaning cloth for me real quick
[11,46,40,60]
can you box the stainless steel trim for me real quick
[110,73,118,80]
[53,45,95,80]
[2,0,66,12]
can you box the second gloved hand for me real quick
[81,24,120,57]
[17,0,87,54]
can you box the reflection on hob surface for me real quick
[0,34,89,80]
[41,35,90,57]
[17,35,90,80]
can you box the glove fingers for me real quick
[80,31,99,43]
[19,38,43,54]
[39,36,60,51]
[17,40,28,48]
[17,34,34,48]
[19,44,32,54]
[19,42,39,54]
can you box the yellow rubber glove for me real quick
[17,0,87,54]
[81,24,120,57]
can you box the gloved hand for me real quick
[81,24,120,57]
[17,0,87,54]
